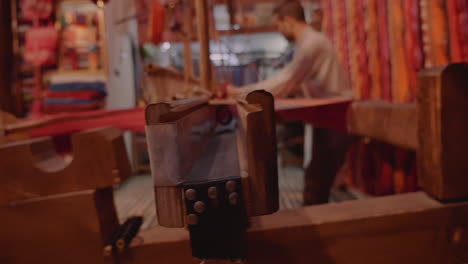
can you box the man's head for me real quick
[272,1,306,42]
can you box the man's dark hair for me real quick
[273,1,306,22]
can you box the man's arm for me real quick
[230,46,313,98]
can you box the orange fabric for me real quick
[388,0,410,103]
[149,1,166,44]
[365,0,382,100]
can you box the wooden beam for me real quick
[195,0,213,93]
[0,189,119,264]
[144,64,202,102]
[418,63,468,201]
[183,0,194,97]
[237,91,279,216]
[0,127,131,204]
[120,192,468,263]
[0,0,14,113]
[347,101,418,150]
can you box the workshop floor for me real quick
[114,166,365,230]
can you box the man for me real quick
[229,1,354,205]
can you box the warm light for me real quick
[161,42,171,51]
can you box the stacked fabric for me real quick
[43,72,106,114]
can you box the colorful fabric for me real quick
[377,0,392,101]
[44,98,100,105]
[24,26,59,66]
[45,90,106,100]
[420,0,449,67]
[447,0,468,62]
[388,0,410,103]
[21,0,53,20]
[404,0,424,101]
[365,0,382,99]
[49,82,106,93]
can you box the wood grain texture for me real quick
[0,1,14,113]
[237,91,279,216]
[0,112,6,144]
[144,64,202,103]
[120,192,468,264]
[0,111,29,143]
[195,0,213,93]
[418,63,468,201]
[348,100,417,150]
[0,127,130,204]
[0,190,117,264]
[145,99,215,227]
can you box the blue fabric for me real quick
[44,98,98,105]
[49,82,106,93]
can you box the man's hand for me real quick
[227,84,244,98]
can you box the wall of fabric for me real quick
[321,0,468,195]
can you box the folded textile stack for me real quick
[43,72,106,114]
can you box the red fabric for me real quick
[45,90,105,100]
[42,102,103,114]
[24,26,59,66]
[30,108,146,138]
[21,0,53,20]
[404,0,423,102]
[150,1,166,45]
[276,102,350,133]
[377,0,392,101]
[29,100,351,139]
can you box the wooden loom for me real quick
[1,0,467,262]
[1,63,467,263]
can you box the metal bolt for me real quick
[185,189,197,201]
[208,186,218,199]
[194,201,206,213]
[229,192,238,205]
[225,181,237,192]
[187,214,199,226]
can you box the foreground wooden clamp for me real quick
[0,127,131,204]
[145,91,279,228]
[144,91,279,260]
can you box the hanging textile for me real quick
[24,26,59,67]
[447,0,468,62]
[388,0,410,103]
[149,1,166,44]
[404,0,423,102]
[345,0,359,99]
[377,0,392,101]
[346,0,369,100]
[365,0,382,100]
[420,0,449,67]
[332,0,351,78]
[21,0,53,20]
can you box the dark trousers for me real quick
[303,127,353,205]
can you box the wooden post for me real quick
[0,0,14,113]
[418,63,468,201]
[195,0,213,93]
[183,0,194,96]
[227,0,236,29]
